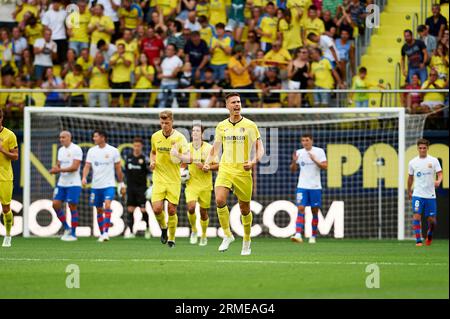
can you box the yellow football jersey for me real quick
[89,15,114,45]
[0,127,18,182]
[67,10,92,43]
[64,72,85,96]
[187,142,215,191]
[151,129,189,185]
[110,52,134,83]
[214,117,261,176]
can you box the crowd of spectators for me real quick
[0,0,447,123]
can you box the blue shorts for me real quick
[296,188,322,208]
[53,186,82,204]
[90,187,116,208]
[412,196,437,217]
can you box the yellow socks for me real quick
[3,210,13,236]
[241,212,253,242]
[217,205,232,237]
[168,214,178,241]
[155,211,167,229]
[187,212,197,233]
[200,218,209,238]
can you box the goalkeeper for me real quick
[123,137,152,239]
[183,124,219,246]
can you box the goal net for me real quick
[23,108,427,240]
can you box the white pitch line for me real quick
[0,257,447,267]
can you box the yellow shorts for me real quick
[0,181,13,205]
[185,186,212,208]
[151,182,181,205]
[215,172,253,202]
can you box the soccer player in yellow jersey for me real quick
[184,124,219,246]
[150,111,190,248]
[203,93,265,256]
[0,109,19,248]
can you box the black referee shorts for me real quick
[127,188,147,208]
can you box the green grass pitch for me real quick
[0,237,448,299]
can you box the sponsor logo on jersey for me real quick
[139,158,144,164]
[428,163,432,168]
[416,172,422,177]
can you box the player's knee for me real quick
[52,201,61,211]
[239,202,250,215]
[2,205,10,214]
[127,207,135,213]
[200,209,208,220]
[68,204,77,211]
[216,198,227,208]
[413,214,421,220]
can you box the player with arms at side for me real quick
[0,109,19,248]
[407,138,443,247]
[150,111,190,248]
[184,124,219,246]
[49,131,83,241]
[82,130,125,242]
[290,133,328,244]
[203,93,265,255]
[123,137,151,239]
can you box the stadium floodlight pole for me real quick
[23,107,31,237]
[398,108,406,240]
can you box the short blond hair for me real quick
[159,110,173,120]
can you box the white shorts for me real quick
[288,80,301,90]
[198,99,210,108]
[421,101,444,110]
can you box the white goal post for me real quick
[23,107,421,240]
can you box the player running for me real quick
[203,93,265,256]
[0,109,19,248]
[184,124,219,246]
[123,137,151,239]
[49,131,83,241]
[82,130,125,242]
[407,138,443,247]
[290,133,328,244]
[150,111,190,248]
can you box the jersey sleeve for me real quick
[8,132,18,150]
[74,146,83,161]
[408,161,414,176]
[151,134,156,153]
[113,148,121,163]
[86,148,93,164]
[296,149,301,164]
[179,134,189,154]
[214,123,223,143]
[318,148,327,162]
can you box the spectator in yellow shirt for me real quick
[110,43,134,107]
[76,48,94,80]
[302,5,325,46]
[310,47,343,107]
[430,44,449,80]
[119,0,143,32]
[209,0,227,27]
[24,14,44,49]
[88,52,110,108]
[198,15,215,47]
[278,7,303,56]
[210,23,233,81]
[420,69,446,111]
[228,45,260,107]
[88,4,115,57]
[64,64,86,107]
[156,0,178,21]
[5,76,27,119]
[66,0,91,56]
[263,41,291,69]
[257,2,278,53]
[134,53,155,107]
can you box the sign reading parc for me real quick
[0,200,344,238]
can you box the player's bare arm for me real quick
[115,161,126,197]
[50,159,81,174]
[244,138,265,171]
[407,174,414,200]
[0,142,19,161]
[435,171,443,188]
[82,162,91,186]
[150,150,156,171]
[290,151,299,172]
[308,152,328,170]
[170,144,191,163]
[203,140,222,172]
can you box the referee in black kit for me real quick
[123,137,151,239]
